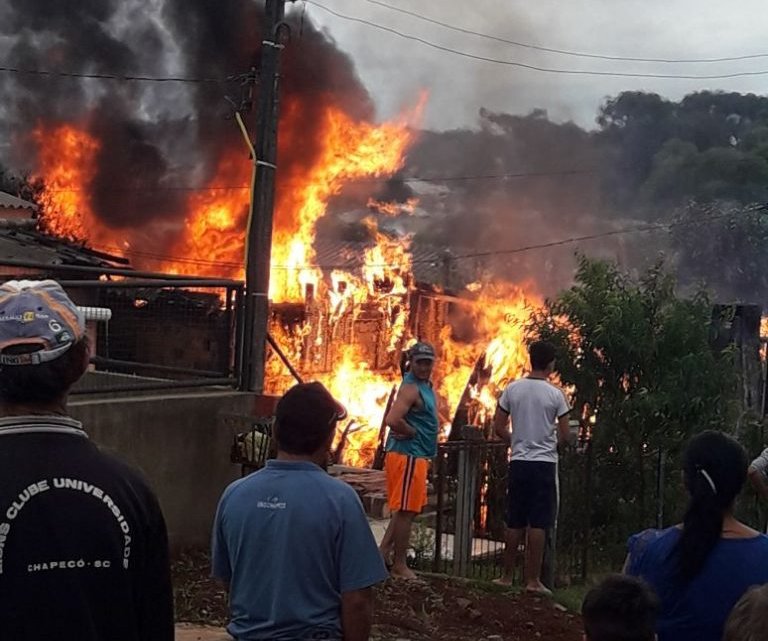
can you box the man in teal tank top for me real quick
[379,342,439,580]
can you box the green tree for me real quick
[527,256,738,572]
[672,202,768,304]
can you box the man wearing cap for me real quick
[379,341,439,580]
[0,280,173,641]
[211,382,388,641]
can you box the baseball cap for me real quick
[276,382,347,431]
[409,341,436,362]
[0,280,85,366]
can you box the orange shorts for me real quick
[385,451,428,513]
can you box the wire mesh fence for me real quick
[0,261,244,394]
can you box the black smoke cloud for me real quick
[1,0,372,235]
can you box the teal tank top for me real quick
[385,372,439,458]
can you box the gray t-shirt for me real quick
[212,460,388,641]
[498,377,570,463]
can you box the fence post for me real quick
[656,447,665,529]
[433,449,445,573]
[453,442,477,577]
[581,441,594,583]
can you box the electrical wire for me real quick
[362,0,768,64]
[39,168,599,194]
[0,66,232,83]
[76,204,767,271]
[305,1,768,80]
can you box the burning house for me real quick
[0,1,539,467]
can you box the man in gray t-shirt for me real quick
[212,383,388,641]
[492,340,571,595]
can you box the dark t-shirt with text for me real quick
[0,415,174,641]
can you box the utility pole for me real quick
[243,0,289,392]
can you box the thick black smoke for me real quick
[0,0,373,236]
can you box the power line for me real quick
[0,66,230,83]
[39,168,599,194]
[305,1,768,80]
[84,204,767,272]
[450,204,768,261]
[363,0,768,65]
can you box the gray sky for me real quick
[304,0,768,130]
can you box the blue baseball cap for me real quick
[0,280,85,366]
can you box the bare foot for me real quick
[390,565,418,580]
[492,576,514,587]
[379,546,393,568]
[524,581,553,597]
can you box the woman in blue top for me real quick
[626,430,768,641]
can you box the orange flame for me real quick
[32,95,542,468]
[33,124,101,243]
[367,197,419,216]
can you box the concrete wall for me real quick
[69,391,257,549]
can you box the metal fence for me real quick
[422,438,676,586]
[0,260,244,394]
[425,438,509,580]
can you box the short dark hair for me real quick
[582,575,659,641]
[0,337,89,404]
[274,382,346,456]
[529,340,557,371]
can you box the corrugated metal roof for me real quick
[0,226,129,267]
[0,191,38,211]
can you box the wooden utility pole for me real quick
[243,0,288,392]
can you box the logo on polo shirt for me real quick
[256,495,286,509]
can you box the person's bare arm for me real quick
[557,413,571,446]
[492,406,510,442]
[341,587,374,641]
[749,467,768,500]
[385,383,419,439]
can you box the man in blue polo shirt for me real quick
[211,382,388,641]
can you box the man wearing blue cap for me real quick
[379,341,439,580]
[0,280,173,641]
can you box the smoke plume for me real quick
[0,0,373,242]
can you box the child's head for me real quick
[723,584,768,641]
[582,575,658,641]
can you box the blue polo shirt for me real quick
[211,460,388,641]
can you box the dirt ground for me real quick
[172,551,583,641]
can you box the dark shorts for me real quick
[505,460,557,529]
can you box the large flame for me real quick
[436,283,540,433]
[32,98,540,468]
[33,124,101,242]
